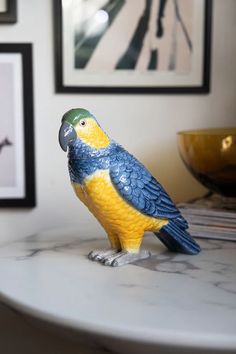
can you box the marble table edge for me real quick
[1,289,236,351]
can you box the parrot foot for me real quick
[103,250,151,267]
[88,248,120,262]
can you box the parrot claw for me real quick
[88,248,120,262]
[102,250,151,267]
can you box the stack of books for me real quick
[178,194,236,241]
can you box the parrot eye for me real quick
[79,119,86,127]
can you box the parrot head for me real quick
[59,108,110,152]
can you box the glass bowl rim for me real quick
[177,127,236,136]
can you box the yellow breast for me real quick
[72,170,167,238]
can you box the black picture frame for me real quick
[0,43,36,207]
[0,0,17,23]
[54,0,212,94]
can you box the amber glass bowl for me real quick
[177,128,236,197]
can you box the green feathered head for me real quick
[59,108,110,151]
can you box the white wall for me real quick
[0,0,235,244]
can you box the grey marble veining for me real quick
[0,228,236,354]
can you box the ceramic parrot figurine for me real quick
[59,108,201,267]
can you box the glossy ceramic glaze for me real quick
[177,128,236,197]
[59,109,200,267]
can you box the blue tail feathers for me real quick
[155,220,201,255]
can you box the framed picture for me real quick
[54,0,212,94]
[0,43,36,207]
[0,0,17,23]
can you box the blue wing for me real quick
[109,150,183,221]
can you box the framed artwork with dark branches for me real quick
[54,0,212,93]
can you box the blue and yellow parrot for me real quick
[59,108,200,267]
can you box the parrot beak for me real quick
[59,121,76,152]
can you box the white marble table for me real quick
[0,227,236,354]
